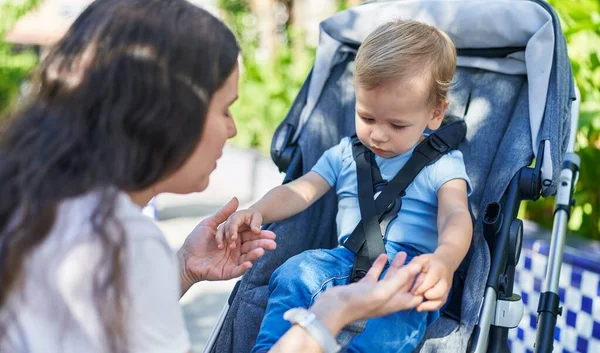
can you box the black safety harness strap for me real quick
[349,140,387,281]
[344,121,467,283]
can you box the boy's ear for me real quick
[428,100,449,130]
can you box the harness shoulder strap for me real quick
[348,136,386,280]
[344,121,467,282]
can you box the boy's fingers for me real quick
[414,271,439,296]
[216,226,225,249]
[407,255,428,268]
[229,222,239,248]
[361,254,388,283]
[423,279,448,301]
[250,213,262,233]
[411,273,425,294]
[416,299,444,312]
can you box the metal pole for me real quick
[534,88,580,353]
[202,302,230,353]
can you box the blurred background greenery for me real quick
[1,0,598,241]
[0,0,40,116]
[523,0,600,241]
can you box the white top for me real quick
[1,191,190,353]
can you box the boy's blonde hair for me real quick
[354,20,456,107]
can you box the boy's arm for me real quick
[410,178,472,311]
[251,171,332,224]
[434,178,472,271]
[217,171,332,249]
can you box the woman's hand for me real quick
[309,253,424,335]
[177,198,276,294]
[269,253,423,353]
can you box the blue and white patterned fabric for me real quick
[509,234,600,353]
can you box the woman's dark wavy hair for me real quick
[0,0,239,350]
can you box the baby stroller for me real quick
[204,0,579,352]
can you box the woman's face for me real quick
[156,64,239,194]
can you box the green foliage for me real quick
[219,0,313,153]
[0,0,40,116]
[231,44,313,150]
[524,0,600,241]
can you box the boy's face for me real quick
[354,78,448,158]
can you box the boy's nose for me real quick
[370,129,388,144]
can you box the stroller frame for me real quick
[470,95,580,353]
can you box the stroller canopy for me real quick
[293,0,575,196]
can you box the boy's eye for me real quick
[392,124,406,130]
[360,116,375,123]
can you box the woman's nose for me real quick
[228,118,237,138]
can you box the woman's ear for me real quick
[428,100,449,130]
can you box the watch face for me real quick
[283,308,304,321]
[284,308,314,326]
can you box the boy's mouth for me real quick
[370,146,388,155]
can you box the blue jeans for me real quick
[251,242,440,353]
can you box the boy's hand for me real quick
[408,253,454,312]
[215,207,263,250]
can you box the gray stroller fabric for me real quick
[212,1,574,352]
[295,0,574,197]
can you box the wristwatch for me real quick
[283,308,342,353]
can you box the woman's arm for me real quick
[269,253,423,353]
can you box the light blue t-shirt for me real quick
[311,136,472,254]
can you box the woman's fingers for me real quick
[367,260,421,306]
[382,252,407,279]
[201,197,239,228]
[360,254,388,283]
[230,261,253,279]
[239,247,266,264]
[240,229,276,242]
[239,238,276,255]
[384,292,424,312]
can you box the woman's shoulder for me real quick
[57,190,169,249]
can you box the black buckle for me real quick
[374,180,388,193]
[351,268,368,282]
[351,255,374,283]
[429,135,449,153]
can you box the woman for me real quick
[0,1,423,352]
